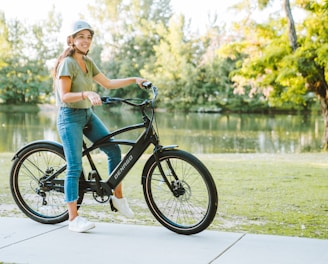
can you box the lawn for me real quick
[1,152,327,239]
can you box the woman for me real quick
[53,20,147,233]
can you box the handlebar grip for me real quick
[142,81,152,89]
[101,97,111,103]
[101,96,120,104]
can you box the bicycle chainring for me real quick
[92,191,110,203]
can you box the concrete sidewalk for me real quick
[0,217,327,264]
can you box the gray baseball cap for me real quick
[69,20,94,37]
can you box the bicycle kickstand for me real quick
[109,197,118,212]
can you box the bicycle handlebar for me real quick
[101,82,158,107]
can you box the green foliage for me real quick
[141,14,198,110]
[88,0,246,111]
[89,0,173,99]
[0,8,62,104]
[1,0,328,113]
[0,13,10,62]
[0,58,52,104]
[221,0,327,111]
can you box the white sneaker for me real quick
[111,196,135,218]
[68,216,95,233]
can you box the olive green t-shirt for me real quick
[56,56,100,109]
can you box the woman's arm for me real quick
[58,76,103,106]
[58,76,85,103]
[93,72,146,89]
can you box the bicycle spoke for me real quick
[10,144,72,224]
[143,150,218,234]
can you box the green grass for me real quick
[1,152,327,239]
[205,153,328,239]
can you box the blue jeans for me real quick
[57,107,121,203]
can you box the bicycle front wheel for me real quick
[143,149,218,235]
[10,142,83,224]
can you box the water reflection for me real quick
[154,112,323,153]
[0,107,324,154]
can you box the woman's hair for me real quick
[52,43,75,80]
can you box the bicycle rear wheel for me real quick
[142,149,218,235]
[10,142,84,224]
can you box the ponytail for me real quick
[53,46,75,79]
[52,46,76,91]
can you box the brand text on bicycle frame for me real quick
[113,154,134,180]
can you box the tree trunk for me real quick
[319,97,328,150]
[283,0,298,51]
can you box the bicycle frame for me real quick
[80,87,177,198]
[84,116,160,195]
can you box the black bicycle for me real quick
[10,83,218,235]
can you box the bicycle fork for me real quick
[153,147,185,197]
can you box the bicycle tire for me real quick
[142,149,218,235]
[10,142,84,224]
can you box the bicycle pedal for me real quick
[109,198,118,212]
[88,170,97,180]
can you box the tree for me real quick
[222,0,328,148]
[87,0,242,111]
[89,0,173,98]
[141,14,200,110]
[0,12,11,64]
[0,8,62,104]
[295,1,328,148]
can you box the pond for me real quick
[0,106,324,154]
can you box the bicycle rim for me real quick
[10,145,69,224]
[143,150,218,235]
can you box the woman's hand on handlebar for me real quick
[84,91,102,106]
[136,78,152,89]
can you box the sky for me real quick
[0,0,239,33]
